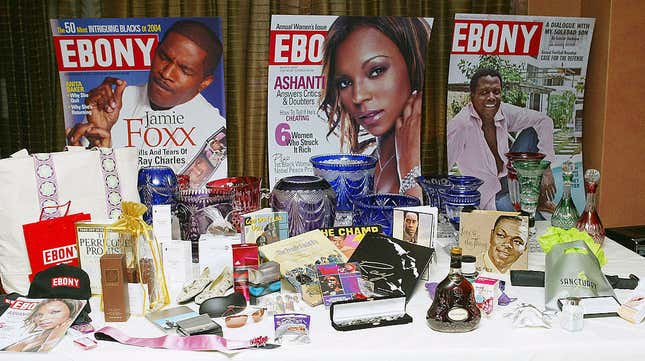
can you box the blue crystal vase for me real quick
[310,154,376,225]
[415,175,451,211]
[438,175,483,230]
[352,193,421,236]
[137,166,178,224]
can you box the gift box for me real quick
[330,295,411,331]
[473,276,502,316]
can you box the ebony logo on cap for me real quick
[51,276,81,288]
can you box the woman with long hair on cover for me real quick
[3,299,82,352]
[319,16,431,198]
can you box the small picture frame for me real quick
[392,206,438,249]
[393,206,437,280]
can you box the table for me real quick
[5,223,645,361]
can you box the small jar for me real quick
[560,297,584,332]
[462,255,478,282]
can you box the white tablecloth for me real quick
[5,223,645,361]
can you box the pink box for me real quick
[473,276,501,316]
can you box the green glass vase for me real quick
[512,159,551,235]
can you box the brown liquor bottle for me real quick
[427,247,480,332]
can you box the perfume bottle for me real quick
[576,169,605,245]
[560,297,584,332]
[551,161,579,229]
[426,247,480,332]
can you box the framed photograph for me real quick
[393,206,438,249]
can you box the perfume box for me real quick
[329,295,411,331]
[100,253,130,322]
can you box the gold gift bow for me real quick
[102,201,170,314]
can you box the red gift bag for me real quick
[22,203,91,282]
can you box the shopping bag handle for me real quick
[564,247,589,255]
[40,201,71,220]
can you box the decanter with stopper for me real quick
[551,160,579,229]
[427,247,480,332]
[576,169,605,245]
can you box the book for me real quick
[458,210,529,274]
[241,208,289,245]
[316,262,362,307]
[259,230,347,305]
[348,232,433,300]
[75,221,135,294]
[0,297,86,352]
[319,225,382,259]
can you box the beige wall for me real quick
[528,0,581,16]
[529,0,645,227]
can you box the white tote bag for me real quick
[0,147,140,294]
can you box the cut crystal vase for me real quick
[505,152,546,212]
[512,159,551,236]
[269,175,336,237]
[310,154,376,226]
[415,175,451,211]
[352,193,420,236]
[438,176,483,244]
[137,166,178,225]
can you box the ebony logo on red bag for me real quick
[51,276,81,288]
[42,245,78,265]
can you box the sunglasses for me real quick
[225,308,265,328]
[199,292,247,318]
